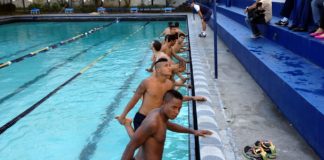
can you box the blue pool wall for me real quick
[202,0,324,159]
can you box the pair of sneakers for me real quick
[199,32,207,38]
[243,140,277,160]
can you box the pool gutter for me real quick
[187,14,228,160]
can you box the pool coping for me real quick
[0,13,228,160]
[186,14,229,160]
[0,13,187,25]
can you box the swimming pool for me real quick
[0,20,190,159]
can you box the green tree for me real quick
[123,0,130,7]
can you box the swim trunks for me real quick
[133,112,146,131]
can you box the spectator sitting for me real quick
[244,0,272,38]
[275,0,295,26]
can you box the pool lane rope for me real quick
[0,21,116,69]
[0,42,50,61]
[0,22,150,135]
[0,39,109,105]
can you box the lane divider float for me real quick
[0,22,150,135]
[0,21,116,69]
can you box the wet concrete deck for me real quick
[187,13,319,160]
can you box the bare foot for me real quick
[115,116,126,125]
[124,118,135,138]
[124,118,132,126]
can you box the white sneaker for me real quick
[199,33,207,38]
[250,33,262,39]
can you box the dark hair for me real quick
[174,22,179,27]
[173,33,179,40]
[168,21,173,27]
[169,23,176,28]
[163,90,183,102]
[179,33,186,37]
[165,34,177,42]
[154,57,168,68]
[256,2,262,7]
[152,40,162,51]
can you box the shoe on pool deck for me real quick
[199,33,207,38]
[243,146,268,160]
[251,33,262,39]
[254,140,277,159]
[275,20,289,26]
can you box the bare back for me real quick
[161,44,173,58]
[162,28,171,36]
[139,76,173,115]
[172,42,182,54]
[154,51,171,62]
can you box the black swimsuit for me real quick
[133,112,146,131]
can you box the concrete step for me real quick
[216,5,324,69]
[214,12,324,159]
[218,0,283,17]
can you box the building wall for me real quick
[9,0,187,8]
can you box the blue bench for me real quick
[164,7,174,13]
[210,3,324,159]
[30,8,40,14]
[216,5,324,69]
[64,8,74,14]
[130,7,138,13]
[97,7,105,14]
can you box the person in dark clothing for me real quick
[311,2,324,38]
[288,0,313,32]
[244,0,272,38]
[311,0,324,27]
[191,2,213,37]
[275,0,295,26]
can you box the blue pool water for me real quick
[0,21,189,159]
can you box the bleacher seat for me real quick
[216,5,324,69]
[64,8,74,14]
[207,1,324,159]
[164,7,174,13]
[130,7,138,13]
[30,8,40,14]
[97,7,106,14]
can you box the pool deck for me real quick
[0,13,320,160]
[187,14,319,160]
